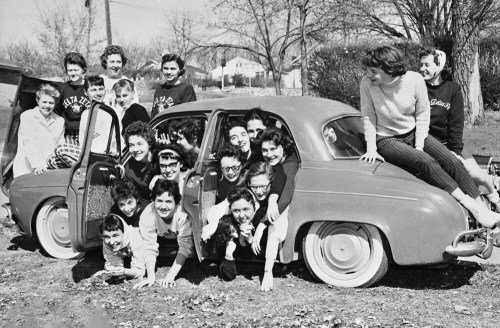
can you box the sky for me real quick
[0,0,208,46]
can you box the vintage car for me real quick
[1,74,497,288]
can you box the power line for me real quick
[109,0,199,20]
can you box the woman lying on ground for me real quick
[139,179,194,288]
[419,48,500,212]
[359,45,500,227]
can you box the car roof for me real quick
[155,96,362,162]
[155,95,361,129]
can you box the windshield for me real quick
[323,116,366,158]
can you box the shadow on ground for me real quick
[378,261,482,289]
[8,233,42,253]
[71,249,104,283]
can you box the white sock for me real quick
[487,192,500,204]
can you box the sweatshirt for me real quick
[426,80,464,156]
[151,81,196,118]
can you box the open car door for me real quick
[67,102,122,252]
[183,109,229,261]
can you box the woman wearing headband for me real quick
[148,144,188,194]
[420,48,500,212]
[359,45,500,228]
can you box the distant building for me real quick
[210,56,266,82]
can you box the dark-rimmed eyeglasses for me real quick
[221,164,242,173]
[248,183,271,191]
[160,161,179,170]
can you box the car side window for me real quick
[151,115,208,159]
[89,109,119,155]
[322,117,366,158]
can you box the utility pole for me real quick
[86,1,92,60]
[105,0,112,45]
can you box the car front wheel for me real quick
[303,222,388,288]
[36,197,83,259]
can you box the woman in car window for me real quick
[123,121,155,205]
[148,143,189,195]
[359,45,500,227]
[244,107,269,143]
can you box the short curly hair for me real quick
[419,47,452,81]
[151,179,181,204]
[227,187,255,209]
[100,45,128,69]
[217,144,245,165]
[243,107,269,127]
[36,84,59,102]
[258,127,295,157]
[64,52,87,73]
[111,178,139,203]
[161,54,186,77]
[123,121,155,148]
[362,45,407,77]
[100,214,125,233]
[149,143,188,177]
[178,118,203,147]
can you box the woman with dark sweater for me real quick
[419,48,500,212]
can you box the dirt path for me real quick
[1,224,500,328]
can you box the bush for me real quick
[232,74,246,87]
[308,42,423,109]
[480,37,500,110]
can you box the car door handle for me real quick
[192,200,199,205]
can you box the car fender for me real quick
[281,165,467,265]
[9,169,71,235]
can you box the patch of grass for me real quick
[464,110,500,157]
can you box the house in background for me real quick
[134,60,208,86]
[282,56,302,89]
[210,56,266,83]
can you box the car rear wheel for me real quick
[36,197,82,259]
[303,222,388,288]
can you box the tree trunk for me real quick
[299,4,309,96]
[273,71,282,95]
[451,0,484,125]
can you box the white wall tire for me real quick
[35,197,82,259]
[303,222,388,288]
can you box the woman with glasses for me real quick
[217,144,246,203]
[201,144,246,241]
[148,143,188,194]
[212,163,276,288]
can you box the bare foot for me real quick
[260,271,273,292]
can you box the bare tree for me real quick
[352,0,500,124]
[194,0,301,95]
[36,0,103,75]
[0,40,51,77]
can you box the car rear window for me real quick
[322,116,366,158]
